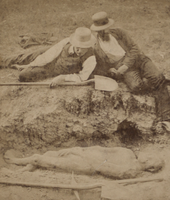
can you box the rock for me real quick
[72,125,83,135]
[66,122,73,127]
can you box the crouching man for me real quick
[90,11,170,131]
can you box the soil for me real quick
[1,0,170,199]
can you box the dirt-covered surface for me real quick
[1,0,170,199]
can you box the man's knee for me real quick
[19,68,39,82]
[19,74,26,82]
[147,73,165,90]
[19,70,30,82]
[142,60,165,88]
[123,72,144,93]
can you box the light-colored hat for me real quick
[70,27,96,48]
[90,11,114,31]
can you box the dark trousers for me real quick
[123,60,170,122]
[19,61,81,82]
[19,65,60,82]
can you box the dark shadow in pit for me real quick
[117,119,142,144]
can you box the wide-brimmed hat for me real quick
[90,11,114,31]
[69,27,96,48]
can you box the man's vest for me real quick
[47,43,94,76]
[92,28,149,77]
[92,39,125,77]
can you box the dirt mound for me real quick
[0,77,157,152]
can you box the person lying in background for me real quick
[12,27,96,87]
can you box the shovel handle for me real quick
[0,179,103,190]
[116,177,164,185]
[0,79,94,87]
[0,83,50,86]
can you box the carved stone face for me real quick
[138,152,164,172]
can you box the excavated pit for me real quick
[0,79,157,153]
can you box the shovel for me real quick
[0,75,118,92]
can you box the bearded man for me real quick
[90,11,170,131]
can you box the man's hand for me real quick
[109,68,119,75]
[11,64,28,71]
[11,64,35,71]
[58,149,71,157]
[109,68,122,80]
[109,65,128,80]
[57,147,81,157]
[117,65,128,74]
[50,75,66,88]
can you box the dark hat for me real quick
[90,11,114,31]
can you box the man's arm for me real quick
[118,28,140,68]
[29,37,70,67]
[110,28,140,69]
[57,147,83,157]
[50,55,96,87]
[64,55,96,82]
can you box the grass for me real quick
[0,0,170,71]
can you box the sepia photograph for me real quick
[0,0,170,199]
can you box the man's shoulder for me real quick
[109,27,127,35]
[62,42,72,53]
[109,28,130,41]
[109,27,123,31]
[52,37,70,48]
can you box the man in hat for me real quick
[13,27,96,86]
[90,11,170,131]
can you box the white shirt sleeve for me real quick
[65,55,96,82]
[29,37,70,67]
